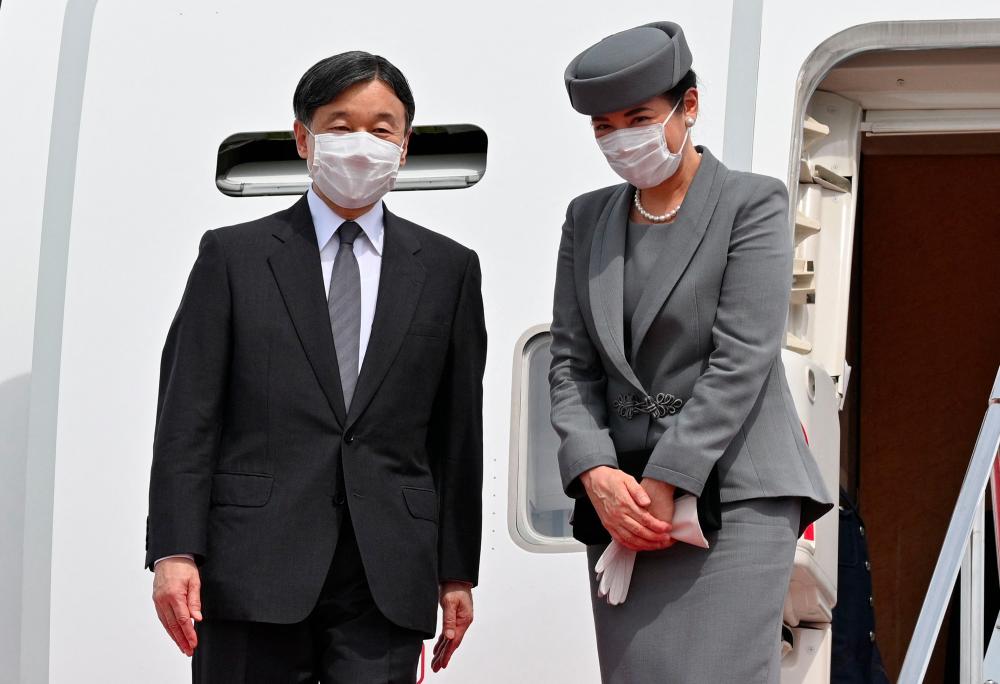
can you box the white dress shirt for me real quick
[154,189,385,568]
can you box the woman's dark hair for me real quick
[293,51,415,130]
[664,69,698,105]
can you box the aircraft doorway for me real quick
[849,132,1000,682]
[801,47,1000,682]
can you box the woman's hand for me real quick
[580,466,673,551]
[640,478,677,549]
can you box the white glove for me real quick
[595,540,636,605]
[594,494,710,606]
[671,494,709,550]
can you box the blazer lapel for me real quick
[588,184,645,394]
[630,147,727,357]
[267,195,348,426]
[346,206,425,425]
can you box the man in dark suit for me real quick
[145,51,486,683]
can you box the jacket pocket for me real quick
[402,486,438,522]
[210,472,274,507]
[407,322,448,339]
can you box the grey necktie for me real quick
[328,221,363,410]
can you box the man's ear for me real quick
[293,120,310,160]
[399,128,413,167]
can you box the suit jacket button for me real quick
[333,493,345,506]
[344,428,355,444]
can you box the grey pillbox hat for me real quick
[564,21,693,115]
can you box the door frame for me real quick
[786,19,1000,208]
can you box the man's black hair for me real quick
[293,51,415,130]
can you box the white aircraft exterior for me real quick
[2,1,998,682]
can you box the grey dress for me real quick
[548,147,833,682]
[622,218,691,364]
[583,216,801,684]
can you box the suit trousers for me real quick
[191,512,424,683]
[586,497,801,684]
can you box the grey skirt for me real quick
[586,497,801,684]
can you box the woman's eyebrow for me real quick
[591,107,655,124]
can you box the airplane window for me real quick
[509,327,579,551]
[215,124,487,197]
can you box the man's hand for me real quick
[581,466,673,551]
[431,581,473,672]
[152,557,202,657]
[640,478,677,550]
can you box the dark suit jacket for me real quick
[145,194,486,636]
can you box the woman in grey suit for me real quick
[548,21,834,683]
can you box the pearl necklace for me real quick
[634,189,682,223]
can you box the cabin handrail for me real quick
[897,365,1000,683]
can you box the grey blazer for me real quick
[548,147,833,530]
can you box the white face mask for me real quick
[596,97,690,189]
[306,126,403,209]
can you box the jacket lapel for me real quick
[588,184,645,394]
[629,147,727,357]
[346,206,425,426]
[267,195,348,426]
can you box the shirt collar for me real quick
[306,187,385,255]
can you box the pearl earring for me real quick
[685,116,696,127]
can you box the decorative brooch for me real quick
[613,392,685,420]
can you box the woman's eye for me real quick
[632,116,651,124]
